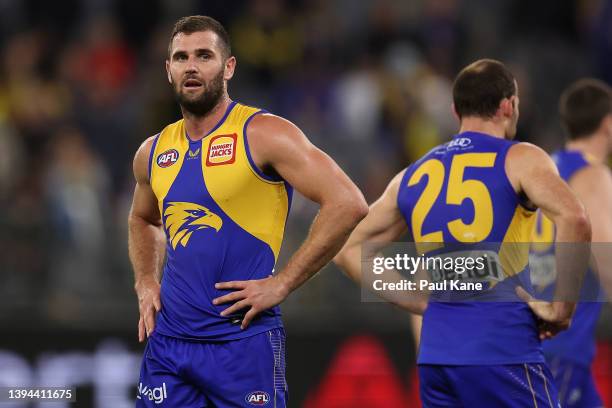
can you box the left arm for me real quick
[213,114,368,328]
[570,164,612,299]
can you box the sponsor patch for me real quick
[206,134,237,166]
[137,382,168,404]
[245,390,270,406]
[448,137,472,149]
[157,149,179,168]
[187,147,200,160]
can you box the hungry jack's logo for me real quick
[207,134,237,166]
[164,202,222,249]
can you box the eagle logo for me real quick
[164,202,223,249]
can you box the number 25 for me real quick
[408,153,496,243]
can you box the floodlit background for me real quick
[0,0,611,406]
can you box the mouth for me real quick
[183,79,203,90]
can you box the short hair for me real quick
[453,59,516,119]
[168,15,231,59]
[559,78,612,140]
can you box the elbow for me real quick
[346,192,369,226]
[564,208,592,242]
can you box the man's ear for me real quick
[500,97,514,118]
[451,103,460,122]
[224,56,236,81]
[166,60,172,84]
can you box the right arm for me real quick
[507,143,591,337]
[128,136,166,342]
[334,170,428,314]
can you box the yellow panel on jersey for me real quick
[201,103,290,260]
[498,205,536,278]
[149,119,189,215]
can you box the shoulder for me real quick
[245,113,311,157]
[571,163,612,187]
[247,113,304,141]
[506,142,556,171]
[133,134,160,184]
[507,141,548,159]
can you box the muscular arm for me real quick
[334,171,427,314]
[570,165,612,299]
[128,136,166,341]
[214,114,369,328]
[507,143,591,331]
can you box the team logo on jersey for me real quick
[187,147,200,160]
[164,202,222,249]
[157,149,179,168]
[206,134,237,166]
[245,391,270,406]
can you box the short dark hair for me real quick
[452,59,516,119]
[559,78,612,140]
[168,15,231,59]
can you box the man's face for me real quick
[166,30,235,116]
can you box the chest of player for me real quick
[153,132,260,205]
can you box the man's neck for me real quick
[565,132,609,164]
[458,116,506,139]
[182,95,232,141]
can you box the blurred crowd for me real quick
[1,0,611,332]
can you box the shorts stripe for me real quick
[524,364,539,408]
[267,329,286,408]
[537,365,554,408]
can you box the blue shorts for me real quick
[419,364,561,408]
[136,328,287,407]
[548,357,603,408]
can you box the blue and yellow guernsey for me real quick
[148,101,292,341]
[398,131,541,365]
[531,149,603,367]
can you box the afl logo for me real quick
[245,391,270,406]
[448,137,472,148]
[157,149,179,168]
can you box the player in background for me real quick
[530,78,612,408]
[335,59,591,407]
[128,15,368,407]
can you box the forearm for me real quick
[128,215,166,288]
[592,243,612,301]
[275,203,365,294]
[552,213,591,316]
[336,245,427,314]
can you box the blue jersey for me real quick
[531,149,604,367]
[148,102,292,341]
[398,131,541,365]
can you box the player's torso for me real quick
[530,149,603,366]
[397,131,542,365]
[149,101,292,341]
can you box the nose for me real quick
[185,62,197,74]
[184,55,199,74]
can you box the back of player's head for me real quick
[453,59,516,120]
[559,78,612,140]
[168,15,231,59]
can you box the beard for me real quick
[172,68,225,117]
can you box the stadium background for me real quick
[0,0,611,406]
